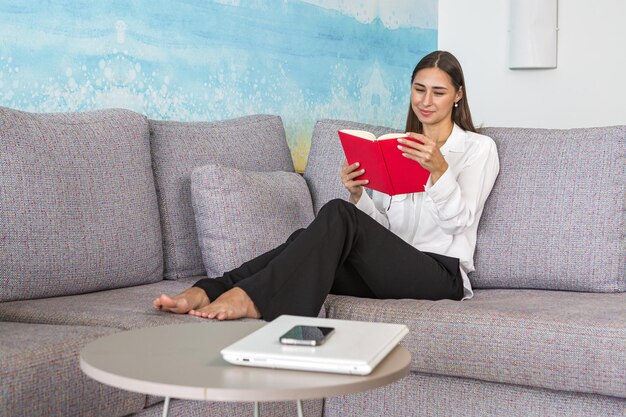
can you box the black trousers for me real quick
[193,199,464,321]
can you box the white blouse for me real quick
[354,123,500,299]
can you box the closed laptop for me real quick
[221,315,409,375]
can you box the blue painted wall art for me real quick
[0,0,438,170]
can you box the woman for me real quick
[153,50,500,321]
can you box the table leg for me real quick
[254,401,260,417]
[162,397,170,417]
[297,399,304,417]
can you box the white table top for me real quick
[80,321,411,402]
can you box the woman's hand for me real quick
[340,160,368,203]
[397,133,448,184]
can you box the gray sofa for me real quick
[0,106,624,417]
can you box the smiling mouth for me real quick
[419,109,434,116]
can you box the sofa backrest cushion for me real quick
[472,126,625,292]
[0,107,163,302]
[149,115,295,279]
[306,119,625,293]
[191,165,315,278]
[304,119,394,213]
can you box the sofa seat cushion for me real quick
[191,165,315,277]
[324,289,626,398]
[0,322,146,416]
[323,371,626,417]
[149,115,295,280]
[0,277,222,330]
[0,107,163,302]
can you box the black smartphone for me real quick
[279,325,335,346]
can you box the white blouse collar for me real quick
[440,123,466,155]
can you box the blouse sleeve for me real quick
[423,138,500,235]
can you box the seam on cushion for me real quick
[20,111,147,126]
[151,158,178,279]
[388,313,626,337]
[326,298,626,336]
[411,370,624,400]
[150,130,184,280]
[150,114,279,129]
[2,116,148,131]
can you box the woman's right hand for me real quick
[340,160,368,203]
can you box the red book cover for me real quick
[338,129,430,196]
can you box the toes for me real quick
[159,294,175,308]
[211,309,232,320]
[188,309,216,320]
[188,300,245,321]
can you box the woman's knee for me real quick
[318,198,353,216]
[287,228,305,242]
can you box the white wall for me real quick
[438,0,626,128]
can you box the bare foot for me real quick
[153,287,209,314]
[188,287,261,320]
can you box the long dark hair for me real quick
[405,51,476,133]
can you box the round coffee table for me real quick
[80,321,411,417]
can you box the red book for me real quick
[338,129,430,196]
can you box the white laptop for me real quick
[221,315,409,375]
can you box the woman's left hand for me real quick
[397,132,448,184]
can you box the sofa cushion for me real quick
[472,126,625,292]
[306,121,625,292]
[149,115,295,279]
[0,322,146,416]
[304,119,396,213]
[323,371,626,417]
[191,165,315,277]
[0,277,210,330]
[324,289,626,398]
[0,107,163,302]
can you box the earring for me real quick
[454,102,459,108]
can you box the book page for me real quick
[339,129,377,141]
[377,133,407,141]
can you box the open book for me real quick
[338,129,430,196]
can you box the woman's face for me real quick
[411,67,462,128]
